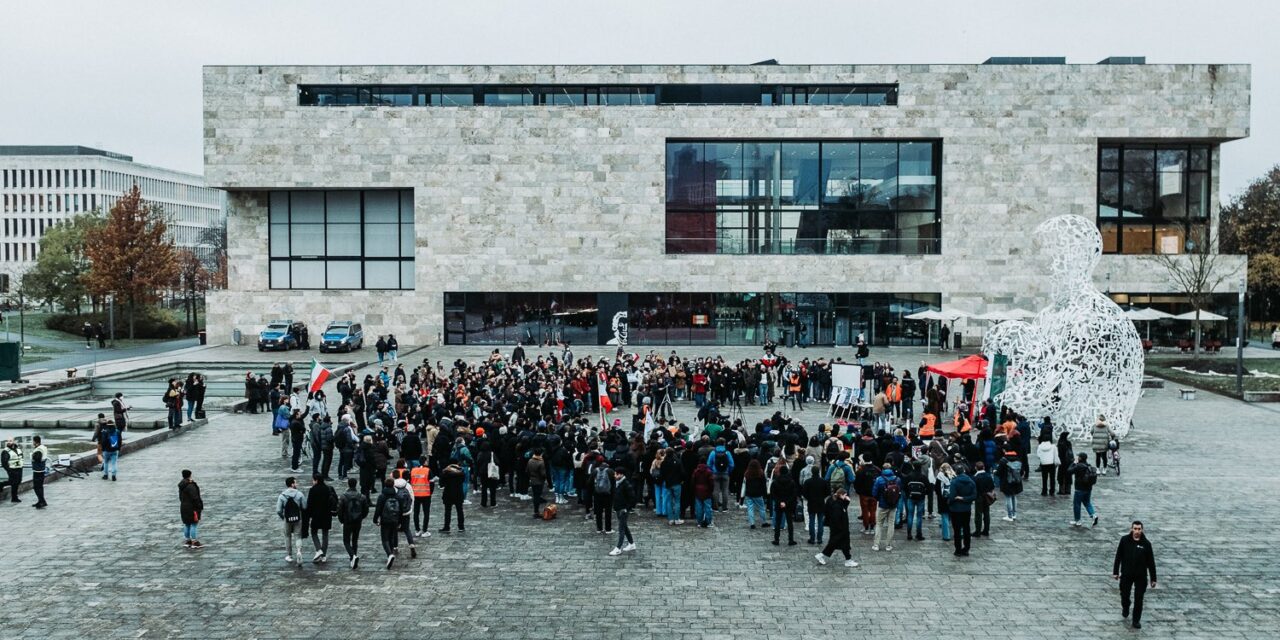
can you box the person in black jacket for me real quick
[1113,521,1157,629]
[660,449,685,525]
[303,474,336,563]
[178,469,203,549]
[439,463,465,533]
[770,464,798,546]
[609,468,636,556]
[801,463,829,545]
[814,487,858,567]
[372,478,400,569]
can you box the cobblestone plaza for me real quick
[1,346,1277,639]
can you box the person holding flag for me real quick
[309,359,333,395]
[598,369,613,429]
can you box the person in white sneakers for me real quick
[609,468,637,556]
[276,477,307,567]
[815,487,858,568]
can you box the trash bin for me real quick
[198,330,207,345]
[953,332,963,349]
[0,342,19,382]
[232,329,242,346]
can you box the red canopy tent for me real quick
[925,355,989,424]
[925,354,988,380]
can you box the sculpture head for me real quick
[1035,215,1101,299]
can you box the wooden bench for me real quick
[1243,391,1280,403]
[1179,388,1197,400]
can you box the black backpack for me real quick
[713,451,730,474]
[380,494,400,523]
[1081,465,1099,489]
[906,478,927,500]
[283,495,301,523]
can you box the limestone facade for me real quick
[202,63,1250,345]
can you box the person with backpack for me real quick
[802,460,829,545]
[853,457,878,535]
[288,410,307,474]
[972,462,995,537]
[336,416,358,480]
[372,478,401,569]
[438,462,465,533]
[276,477,307,567]
[178,469,203,549]
[100,422,122,481]
[691,462,715,528]
[591,459,615,534]
[947,463,977,556]
[303,474,337,564]
[1056,431,1074,496]
[337,478,368,569]
[1067,453,1100,527]
[903,461,929,541]
[825,451,854,497]
[609,467,637,556]
[870,463,900,551]
[814,486,858,568]
[706,439,734,511]
[450,437,474,505]
[996,450,1023,521]
[1092,417,1116,474]
[392,477,418,556]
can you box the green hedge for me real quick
[46,307,186,339]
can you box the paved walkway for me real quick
[0,349,1277,638]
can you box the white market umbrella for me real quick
[1124,307,1173,340]
[906,308,971,353]
[973,310,1011,322]
[1171,310,1228,321]
[1004,308,1038,320]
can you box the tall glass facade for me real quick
[1097,143,1212,254]
[443,292,940,347]
[269,190,415,290]
[665,140,941,255]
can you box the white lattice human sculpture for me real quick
[983,215,1144,442]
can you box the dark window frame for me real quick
[298,83,897,107]
[268,189,414,291]
[1096,142,1212,255]
[664,139,943,256]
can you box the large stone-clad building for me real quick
[203,61,1249,347]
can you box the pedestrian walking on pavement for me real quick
[373,478,401,569]
[178,469,203,549]
[871,463,900,551]
[337,478,368,569]
[1113,520,1158,629]
[609,467,636,556]
[947,463,977,556]
[814,487,858,568]
[304,474,336,564]
[1067,453,1100,527]
[276,477,307,567]
[439,463,465,533]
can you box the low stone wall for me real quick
[0,417,207,496]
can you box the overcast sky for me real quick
[1,0,1275,201]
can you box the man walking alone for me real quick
[1113,521,1157,629]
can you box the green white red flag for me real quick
[308,358,332,394]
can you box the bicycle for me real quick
[1109,447,1121,477]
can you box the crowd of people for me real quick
[258,344,1133,575]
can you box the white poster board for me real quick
[831,363,862,390]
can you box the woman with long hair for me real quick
[743,459,769,529]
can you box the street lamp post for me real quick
[1236,277,1246,398]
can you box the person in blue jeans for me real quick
[1067,453,1100,527]
[659,448,685,524]
[743,459,769,529]
[903,462,929,541]
[692,463,715,527]
[801,459,828,544]
[99,420,122,481]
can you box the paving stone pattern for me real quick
[1,350,1278,639]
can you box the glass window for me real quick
[433,88,475,106]
[860,143,898,209]
[364,261,401,289]
[327,261,362,288]
[780,143,820,206]
[1098,143,1214,254]
[1122,225,1154,254]
[270,190,414,290]
[1099,171,1120,218]
[542,87,585,105]
[483,88,534,106]
[1187,172,1208,218]
[898,142,935,210]
[821,143,859,206]
[401,261,415,290]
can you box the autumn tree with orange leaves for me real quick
[83,185,178,338]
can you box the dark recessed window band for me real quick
[298,84,898,107]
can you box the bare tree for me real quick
[1145,229,1240,359]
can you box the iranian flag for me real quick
[597,370,613,413]
[308,358,333,394]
